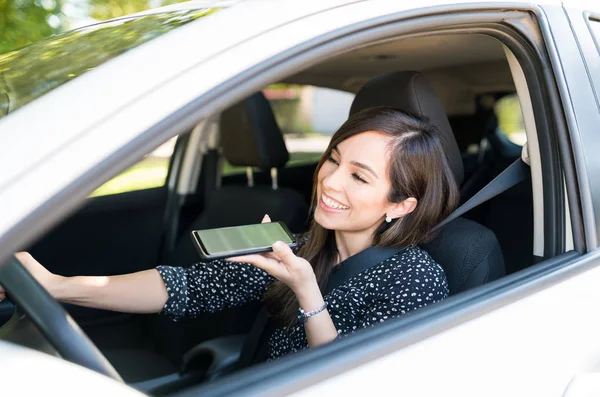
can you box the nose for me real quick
[322,166,344,192]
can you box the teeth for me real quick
[322,194,349,210]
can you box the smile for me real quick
[321,193,349,210]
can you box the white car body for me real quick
[2,0,600,395]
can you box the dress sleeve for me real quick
[156,259,274,321]
[156,234,308,321]
[357,258,449,329]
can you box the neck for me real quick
[334,230,374,263]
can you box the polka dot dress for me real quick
[157,244,448,360]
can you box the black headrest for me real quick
[350,72,464,184]
[220,92,289,171]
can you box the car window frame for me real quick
[149,6,580,397]
[0,3,584,395]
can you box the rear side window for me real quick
[222,84,354,175]
[89,137,177,197]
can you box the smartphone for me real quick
[191,221,296,261]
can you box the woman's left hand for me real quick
[229,220,316,293]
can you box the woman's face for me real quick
[314,131,401,235]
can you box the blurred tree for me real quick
[89,0,156,20]
[0,0,188,54]
[0,0,64,54]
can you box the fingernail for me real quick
[273,241,285,250]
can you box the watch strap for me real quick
[297,302,328,324]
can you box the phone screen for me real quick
[193,222,294,256]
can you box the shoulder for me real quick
[383,245,447,283]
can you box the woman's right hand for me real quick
[0,252,63,301]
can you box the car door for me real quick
[236,3,599,396]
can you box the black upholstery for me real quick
[351,71,505,294]
[220,92,289,170]
[421,218,504,294]
[169,92,310,267]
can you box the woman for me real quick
[0,107,458,360]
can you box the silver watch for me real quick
[297,302,328,325]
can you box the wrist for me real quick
[294,280,325,312]
[49,275,70,302]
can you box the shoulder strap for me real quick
[433,158,529,231]
[324,246,405,295]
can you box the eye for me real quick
[327,155,339,165]
[352,173,368,184]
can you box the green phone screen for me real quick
[196,222,294,255]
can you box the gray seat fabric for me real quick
[350,71,505,294]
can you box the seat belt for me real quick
[238,157,529,367]
[433,158,529,231]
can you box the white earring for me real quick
[385,215,392,223]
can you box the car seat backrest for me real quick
[350,71,464,185]
[167,92,309,267]
[220,92,290,171]
[350,71,505,294]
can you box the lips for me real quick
[321,193,349,210]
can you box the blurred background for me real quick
[0,0,188,54]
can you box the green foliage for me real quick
[0,0,63,54]
[0,0,190,55]
[0,9,214,118]
[89,0,160,20]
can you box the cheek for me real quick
[352,186,390,214]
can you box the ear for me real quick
[386,197,418,220]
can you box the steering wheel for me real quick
[0,255,122,382]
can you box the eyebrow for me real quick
[332,147,379,179]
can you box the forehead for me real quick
[337,131,392,165]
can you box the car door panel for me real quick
[25,187,167,323]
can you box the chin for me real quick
[313,210,337,231]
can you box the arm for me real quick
[2,251,272,319]
[231,241,338,347]
[295,279,338,347]
[56,269,168,313]
[0,252,169,313]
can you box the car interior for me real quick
[0,30,544,392]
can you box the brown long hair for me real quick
[264,107,459,327]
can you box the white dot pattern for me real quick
[157,245,448,360]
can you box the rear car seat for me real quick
[103,92,310,383]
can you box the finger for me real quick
[271,241,296,263]
[261,214,271,224]
[231,253,282,274]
